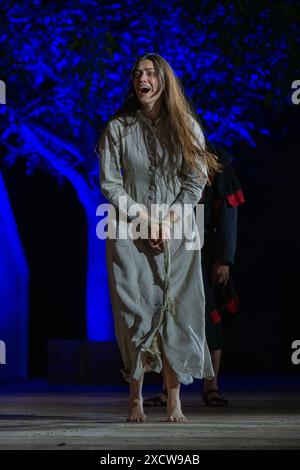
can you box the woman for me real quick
[98,53,220,423]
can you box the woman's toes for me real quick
[167,399,187,423]
[168,413,188,423]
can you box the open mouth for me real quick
[138,85,152,95]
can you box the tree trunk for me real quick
[85,203,115,341]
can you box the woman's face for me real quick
[133,59,163,107]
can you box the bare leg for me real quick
[162,352,187,423]
[203,349,221,393]
[162,367,167,390]
[143,367,168,407]
[127,372,147,423]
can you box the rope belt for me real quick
[162,239,176,318]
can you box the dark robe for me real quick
[196,142,245,349]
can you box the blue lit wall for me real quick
[0,0,298,349]
[0,172,29,379]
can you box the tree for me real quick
[0,0,299,339]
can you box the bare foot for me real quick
[167,399,188,424]
[127,398,147,423]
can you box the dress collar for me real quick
[136,108,166,128]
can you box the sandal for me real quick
[202,389,229,407]
[144,390,168,407]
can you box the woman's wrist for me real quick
[139,210,150,223]
[160,219,172,228]
[148,217,172,228]
[163,211,178,225]
[139,210,175,228]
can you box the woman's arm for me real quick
[98,121,149,223]
[165,118,208,224]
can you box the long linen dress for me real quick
[99,108,214,385]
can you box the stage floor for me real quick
[0,380,300,450]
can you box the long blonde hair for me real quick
[103,53,222,177]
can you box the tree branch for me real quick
[18,121,96,209]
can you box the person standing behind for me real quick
[201,141,245,406]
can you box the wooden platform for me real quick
[0,385,299,450]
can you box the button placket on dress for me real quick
[147,124,158,202]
